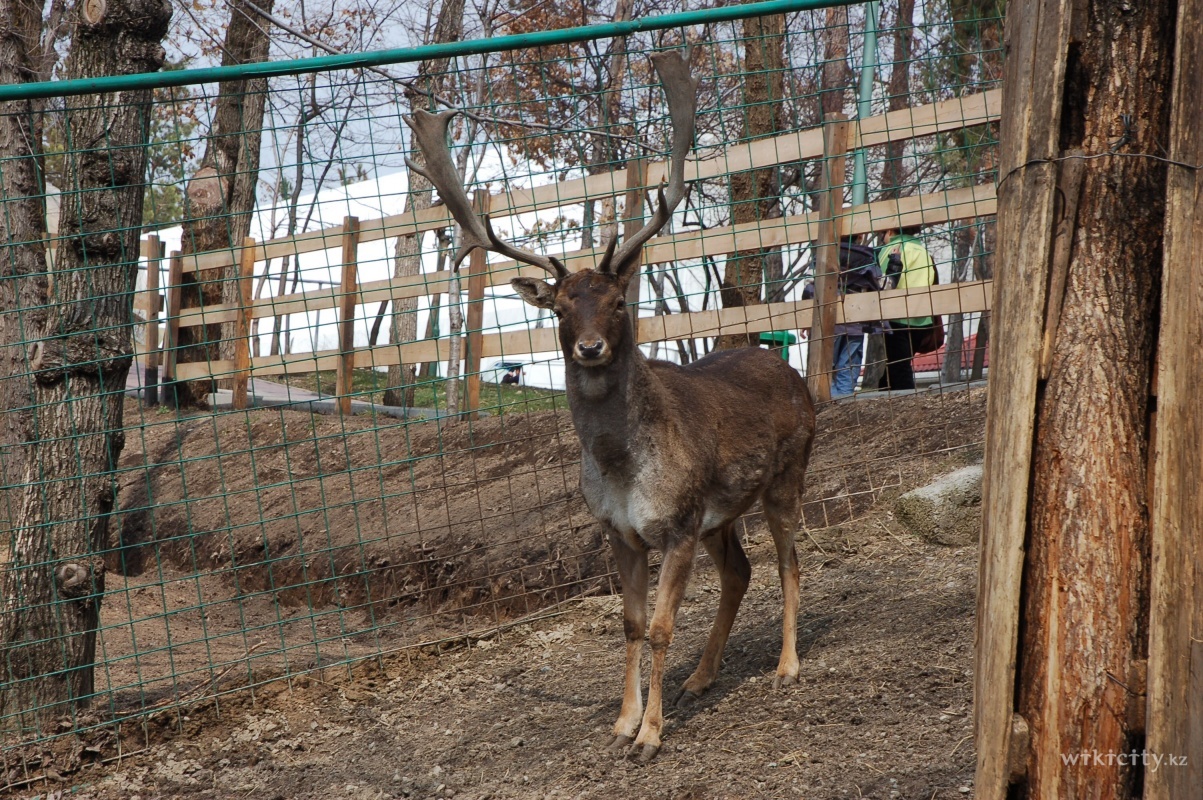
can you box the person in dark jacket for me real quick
[876,225,936,391]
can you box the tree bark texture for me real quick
[173,0,274,407]
[0,0,170,733]
[1016,1,1174,795]
[941,223,975,384]
[716,13,786,350]
[0,0,50,539]
[382,0,464,409]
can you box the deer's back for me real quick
[584,347,814,547]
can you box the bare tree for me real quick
[714,12,787,350]
[0,0,50,535]
[171,0,275,407]
[863,0,915,390]
[0,0,170,729]
[382,0,465,409]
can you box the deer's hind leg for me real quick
[676,524,750,707]
[763,480,805,689]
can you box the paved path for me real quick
[124,362,435,419]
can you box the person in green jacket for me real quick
[876,226,936,390]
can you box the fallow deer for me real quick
[405,50,817,763]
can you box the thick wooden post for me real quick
[622,158,646,338]
[463,191,489,420]
[806,113,850,402]
[162,251,184,407]
[231,238,257,410]
[142,235,165,407]
[335,217,361,416]
[974,0,1073,792]
[1146,1,1203,794]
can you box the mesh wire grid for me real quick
[0,0,1002,761]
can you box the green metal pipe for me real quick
[0,0,860,103]
[850,1,881,208]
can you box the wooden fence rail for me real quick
[131,88,1001,413]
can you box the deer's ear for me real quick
[511,277,557,309]
[611,249,642,290]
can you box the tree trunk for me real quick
[1015,0,1174,793]
[716,13,787,350]
[970,218,994,380]
[383,0,464,409]
[863,0,917,390]
[0,0,170,733]
[0,0,50,539]
[940,223,974,384]
[172,0,274,407]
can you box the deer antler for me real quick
[604,50,699,277]
[403,110,569,280]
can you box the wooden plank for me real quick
[807,114,850,402]
[172,183,997,331]
[142,236,164,406]
[463,193,489,420]
[1145,0,1203,793]
[334,217,360,415]
[974,0,1075,793]
[231,238,256,410]
[176,279,993,382]
[174,90,1002,276]
[622,158,646,335]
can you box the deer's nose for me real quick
[574,337,609,362]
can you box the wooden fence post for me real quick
[974,0,1075,793]
[142,235,165,407]
[1145,2,1203,794]
[622,158,646,338]
[463,191,489,420]
[161,251,184,407]
[231,238,256,410]
[335,217,361,416]
[806,113,850,403]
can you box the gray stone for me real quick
[894,465,983,546]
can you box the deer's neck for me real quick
[565,347,662,468]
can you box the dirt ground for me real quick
[4,387,986,799]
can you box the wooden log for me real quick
[161,251,184,407]
[1146,0,1203,792]
[974,0,1075,794]
[231,238,256,410]
[463,193,489,420]
[806,114,850,402]
[335,217,360,416]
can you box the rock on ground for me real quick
[894,464,983,546]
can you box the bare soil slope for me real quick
[5,387,986,799]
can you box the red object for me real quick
[911,333,990,373]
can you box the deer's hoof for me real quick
[631,743,659,764]
[607,734,634,754]
[772,673,799,690]
[674,688,702,709]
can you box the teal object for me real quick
[850,1,881,208]
[759,331,798,360]
[0,0,863,102]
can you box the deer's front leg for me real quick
[607,529,649,752]
[633,535,696,763]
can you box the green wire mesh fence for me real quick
[0,0,1002,763]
